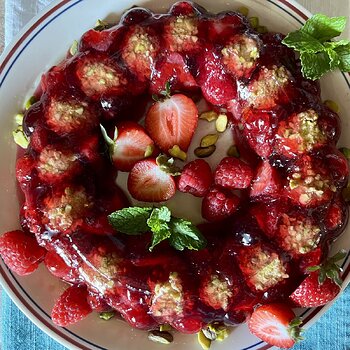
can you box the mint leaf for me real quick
[300,51,333,80]
[147,207,172,251]
[324,39,350,50]
[108,207,152,234]
[169,218,207,251]
[334,43,350,71]
[302,14,347,41]
[282,31,324,52]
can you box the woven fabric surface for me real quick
[2,0,350,349]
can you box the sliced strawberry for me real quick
[145,93,198,152]
[75,52,129,99]
[44,250,79,283]
[79,26,123,53]
[87,289,112,312]
[101,121,156,172]
[207,12,248,44]
[221,33,261,79]
[196,48,237,106]
[214,157,254,190]
[324,197,348,236]
[127,157,177,202]
[275,109,328,158]
[243,110,276,158]
[248,304,302,349]
[201,185,240,222]
[169,1,205,16]
[290,251,345,307]
[178,159,213,197]
[150,53,198,95]
[121,25,160,81]
[299,246,324,274]
[250,161,282,199]
[121,5,154,24]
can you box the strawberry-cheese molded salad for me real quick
[1,2,350,349]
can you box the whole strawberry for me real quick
[51,285,92,326]
[290,250,346,307]
[0,230,46,276]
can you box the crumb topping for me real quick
[37,147,78,176]
[80,62,127,96]
[47,99,92,133]
[222,35,259,74]
[168,15,198,51]
[246,65,291,108]
[201,274,233,311]
[279,109,326,153]
[279,214,321,255]
[151,272,184,318]
[240,246,289,291]
[44,187,92,231]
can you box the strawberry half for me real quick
[101,121,155,172]
[290,250,345,307]
[145,90,198,152]
[250,161,282,199]
[127,156,178,202]
[248,304,303,349]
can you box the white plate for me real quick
[0,1,350,349]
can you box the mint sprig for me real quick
[282,14,350,80]
[108,206,207,252]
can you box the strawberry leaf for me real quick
[288,317,304,342]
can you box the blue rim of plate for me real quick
[0,0,349,349]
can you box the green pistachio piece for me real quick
[194,145,216,158]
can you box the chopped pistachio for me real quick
[198,330,211,350]
[200,110,219,122]
[94,19,109,31]
[237,6,249,17]
[144,144,155,158]
[323,100,339,113]
[257,25,268,34]
[168,145,187,161]
[99,311,115,321]
[227,145,240,158]
[200,134,219,148]
[12,128,29,149]
[69,40,79,56]
[249,17,259,29]
[148,330,173,344]
[215,114,228,133]
[202,323,230,342]
[160,324,172,332]
[15,113,24,126]
[156,155,181,176]
[194,145,216,158]
[25,96,37,110]
[339,147,350,160]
